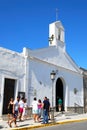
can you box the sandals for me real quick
[8,121,12,128]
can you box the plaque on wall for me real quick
[18,92,25,99]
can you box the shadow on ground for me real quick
[18,124,30,127]
[0,126,8,129]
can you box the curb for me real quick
[10,118,87,130]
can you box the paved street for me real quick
[34,121,87,130]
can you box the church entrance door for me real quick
[56,78,64,111]
[2,78,15,114]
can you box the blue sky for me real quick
[0,0,87,69]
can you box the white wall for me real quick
[27,56,83,110]
[28,58,52,106]
[0,47,25,115]
[0,46,83,115]
[58,68,83,107]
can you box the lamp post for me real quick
[50,70,56,122]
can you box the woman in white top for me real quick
[32,97,38,122]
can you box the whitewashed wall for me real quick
[27,55,83,110]
[23,47,83,110]
[58,68,83,107]
[0,46,83,115]
[0,47,25,115]
[28,58,53,106]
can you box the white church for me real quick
[0,20,84,116]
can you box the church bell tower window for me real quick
[58,28,64,42]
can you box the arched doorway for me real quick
[56,78,64,111]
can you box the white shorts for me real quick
[32,109,38,114]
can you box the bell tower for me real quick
[49,21,65,50]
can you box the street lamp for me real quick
[50,70,56,122]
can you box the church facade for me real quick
[0,21,84,116]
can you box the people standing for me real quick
[58,97,62,112]
[42,97,50,124]
[22,98,28,120]
[32,97,38,123]
[7,98,14,124]
[18,97,24,121]
[8,96,20,128]
[38,99,42,122]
